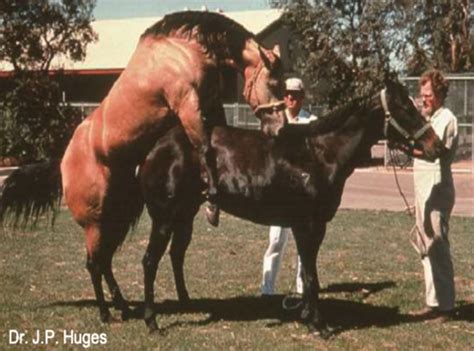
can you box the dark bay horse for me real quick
[0,11,285,324]
[138,80,445,336]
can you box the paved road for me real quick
[340,168,473,217]
[1,166,473,217]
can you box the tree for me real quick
[281,0,410,107]
[0,0,96,162]
[406,0,472,75]
[270,0,472,106]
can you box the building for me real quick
[0,9,290,104]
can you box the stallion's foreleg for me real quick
[170,217,194,303]
[142,220,173,333]
[177,97,220,226]
[293,222,330,338]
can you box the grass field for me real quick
[0,208,473,350]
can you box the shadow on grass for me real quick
[321,281,396,297]
[44,281,473,335]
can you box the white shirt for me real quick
[286,108,318,125]
[414,107,458,171]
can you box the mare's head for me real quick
[382,80,445,161]
[242,45,286,136]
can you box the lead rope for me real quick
[282,291,303,311]
[389,148,431,256]
[389,148,414,217]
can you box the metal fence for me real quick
[71,76,473,171]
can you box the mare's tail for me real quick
[0,160,62,227]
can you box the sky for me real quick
[93,0,271,20]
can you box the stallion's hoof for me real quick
[205,204,220,227]
[101,313,121,324]
[100,311,112,323]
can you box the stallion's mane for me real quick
[142,11,255,64]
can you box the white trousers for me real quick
[414,169,455,311]
[261,226,303,295]
[416,208,455,311]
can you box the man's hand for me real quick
[387,141,423,157]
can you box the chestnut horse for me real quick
[0,11,285,324]
[138,80,445,337]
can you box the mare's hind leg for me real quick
[142,220,173,332]
[292,221,329,338]
[170,217,194,303]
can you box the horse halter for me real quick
[243,61,285,115]
[380,89,432,144]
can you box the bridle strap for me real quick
[380,89,431,142]
[243,60,285,114]
[243,61,264,106]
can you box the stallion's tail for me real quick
[0,160,62,227]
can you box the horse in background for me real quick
[0,11,286,324]
[138,80,446,337]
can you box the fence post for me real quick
[233,103,239,127]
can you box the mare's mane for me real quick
[142,11,255,64]
[308,93,377,135]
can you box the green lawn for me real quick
[1,209,473,350]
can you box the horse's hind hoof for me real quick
[308,325,337,340]
[101,314,121,324]
[146,319,160,334]
[178,293,191,305]
[100,310,112,323]
[121,307,132,321]
[205,204,220,227]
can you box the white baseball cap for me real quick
[285,77,304,91]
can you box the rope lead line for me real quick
[389,148,414,217]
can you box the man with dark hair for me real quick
[409,69,458,320]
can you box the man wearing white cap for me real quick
[261,77,317,296]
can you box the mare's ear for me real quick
[383,70,401,96]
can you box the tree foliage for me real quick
[271,0,472,106]
[282,0,410,107]
[0,0,97,71]
[406,0,472,75]
[0,0,96,163]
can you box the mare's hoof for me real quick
[178,293,191,305]
[146,319,161,334]
[300,306,310,320]
[121,307,132,321]
[308,324,337,340]
[205,204,220,227]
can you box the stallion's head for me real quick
[243,45,286,136]
[382,80,445,161]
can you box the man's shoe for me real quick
[409,307,454,322]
